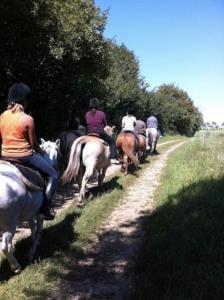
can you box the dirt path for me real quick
[0,139,183,254]
[53,140,187,300]
[0,166,121,251]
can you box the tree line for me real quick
[0,0,203,138]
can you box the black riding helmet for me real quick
[89,97,99,109]
[127,107,135,115]
[7,82,31,104]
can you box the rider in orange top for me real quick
[0,83,58,220]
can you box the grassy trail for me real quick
[0,135,186,299]
[132,130,224,300]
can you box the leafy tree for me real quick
[145,84,203,136]
[0,1,203,138]
[0,0,109,137]
[100,42,148,128]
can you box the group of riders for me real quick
[0,82,160,221]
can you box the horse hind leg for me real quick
[1,231,22,273]
[150,140,155,154]
[79,165,95,204]
[98,167,107,191]
[28,215,44,263]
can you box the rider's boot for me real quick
[40,196,55,220]
[110,143,120,164]
[40,177,58,220]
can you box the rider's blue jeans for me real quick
[21,153,58,202]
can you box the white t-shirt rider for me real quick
[122,115,136,131]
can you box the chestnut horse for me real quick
[116,131,139,175]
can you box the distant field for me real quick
[132,130,224,299]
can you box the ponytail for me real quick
[7,102,25,113]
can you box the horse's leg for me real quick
[98,167,107,191]
[77,163,85,201]
[77,167,83,191]
[28,215,44,263]
[154,141,157,152]
[97,169,102,189]
[79,165,95,203]
[146,136,149,150]
[154,137,159,153]
[151,139,155,154]
[1,231,21,273]
[124,154,128,176]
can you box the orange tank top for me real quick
[0,110,33,157]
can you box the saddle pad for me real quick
[86,134,109,146]
[87,133,101,138]
[122,130,139,146]
[0,160,45,191]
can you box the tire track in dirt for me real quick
[54,140,187,300]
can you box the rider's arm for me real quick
[0,115,2,141]
[121,117,125,128]
[21,115,44,154]
[0,115,2,153]
[103,113,107,126]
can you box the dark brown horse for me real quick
[116,131,139,175]
[137,134,147,162]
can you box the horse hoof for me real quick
[77,201,85,208]
[12,265,22,274]
[14,268,22,274]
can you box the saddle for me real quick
[87,133,109,146]
[87,132,101,138]
[0,159,45,191]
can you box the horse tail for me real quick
[61,136,87,184]
[122,142,139,167]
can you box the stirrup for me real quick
[40,202,55,221]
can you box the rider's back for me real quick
[146,115,158,129]
[85,109,106,132]
[0,110,33,158]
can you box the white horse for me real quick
[62,135,111,205]
[0,138,60,273]
[146,128,159,154]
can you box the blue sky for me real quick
[95,0,224,125]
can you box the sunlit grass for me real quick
[132,130,224,300]
[158,133,185,144]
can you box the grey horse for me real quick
[0,138,60,273]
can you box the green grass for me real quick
[132,131,224,300]
[0,135,184,299]
[158,133,186,144]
